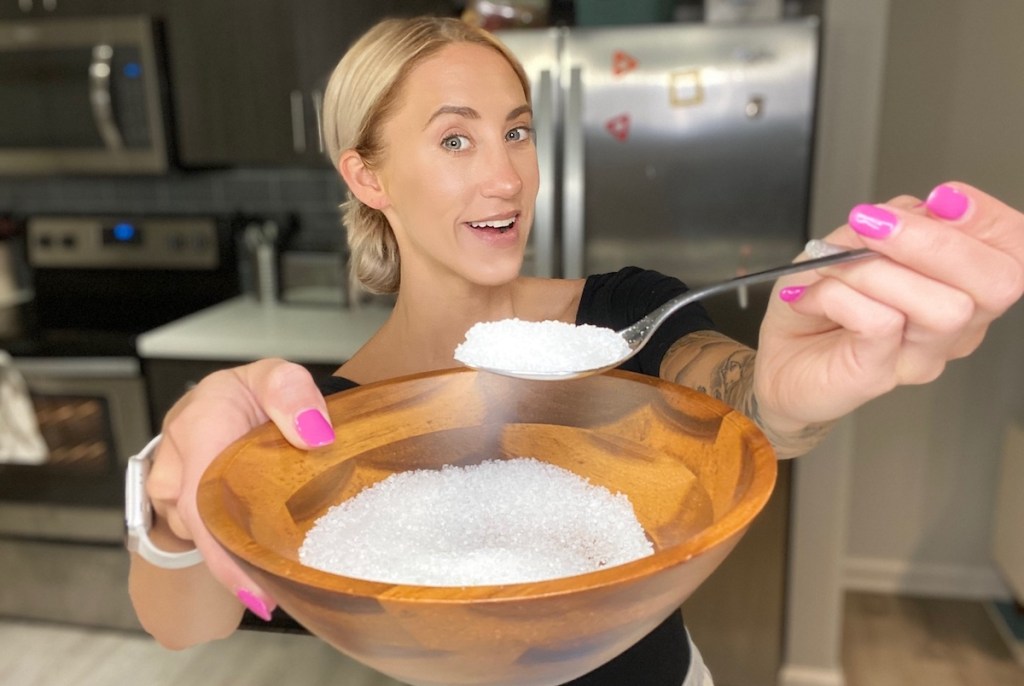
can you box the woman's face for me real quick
[373,42,539,290]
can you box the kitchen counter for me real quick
[136,295,392,364]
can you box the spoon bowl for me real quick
[463,247,874,381]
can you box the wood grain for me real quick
[197,368,777,686]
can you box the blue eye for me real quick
[442,134,470,151]
[507,126,533,142]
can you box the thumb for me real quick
[238,358,335,449]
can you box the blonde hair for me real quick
[322,16,531,295]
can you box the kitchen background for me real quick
[1,0,1022,685]
[0,1,449,254]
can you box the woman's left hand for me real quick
[754,182,1024,433]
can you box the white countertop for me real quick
[136,295,392,363]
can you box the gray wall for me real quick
[844,0,1024,597]
[784,3,1023,682]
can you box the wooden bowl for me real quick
[198,368,776,686]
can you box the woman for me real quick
[129,16,1024,685]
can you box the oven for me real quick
[0,357,149,514]
[0,213,241,629]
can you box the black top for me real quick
[242,267,716,685]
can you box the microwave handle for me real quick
[310,89,325,155]
[290,90,306,154]
[89,44,125,151]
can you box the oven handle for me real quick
[12,357,140,379]
[89,44,125,151]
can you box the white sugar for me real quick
[299,458,653,586]
[804,239,845,258]
[453,318,630,373]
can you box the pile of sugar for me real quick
[299,458,653,586]
[454,318,630,374]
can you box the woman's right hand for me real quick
[138,358,334,639]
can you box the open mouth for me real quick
[467,215,517,234]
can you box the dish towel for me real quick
[0,350,48,464]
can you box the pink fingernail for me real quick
[779,286,806,302]
[295,409,334,447]
[925,184,969,220]
[236,589,273,621]
[849,204,900,239]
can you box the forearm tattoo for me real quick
[661,331,833,459]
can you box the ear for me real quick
[338,150,389,210]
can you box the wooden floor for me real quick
[842,593,1024,686]
[1,592,1022,685]
[0,621,403,686]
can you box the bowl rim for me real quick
[198,367,778,603]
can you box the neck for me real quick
[341,276,525,383]
[392,277,522,353]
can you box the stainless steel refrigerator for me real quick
[499,18,820,348]
[498,19,820,685]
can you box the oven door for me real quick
[0,356,149,544]
[0,356,150,628]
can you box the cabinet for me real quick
[163,0,460,167]
[159,0,303,167]
[285,2,394,166]
[684,459,791,685]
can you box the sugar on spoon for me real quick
[457,242,875,381]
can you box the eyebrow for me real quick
[424,104,532,129]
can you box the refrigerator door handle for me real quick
[532,69,557,278]
[562,65,585,279]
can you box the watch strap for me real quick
[133,523,205,569]
[125,435,204,569]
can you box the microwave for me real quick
[0,16,171,175]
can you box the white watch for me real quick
[125,435,204,569]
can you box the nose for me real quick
[479,144,525,199]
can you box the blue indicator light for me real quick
[113,223,136,242]
[123,62,142,79]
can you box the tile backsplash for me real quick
[0,168,348,253]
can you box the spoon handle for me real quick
[702,247,873,299]
[623,248,875,345]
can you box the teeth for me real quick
[469,217,515,229]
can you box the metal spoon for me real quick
[464,247,875,381]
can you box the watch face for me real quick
[125,455,153,535]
